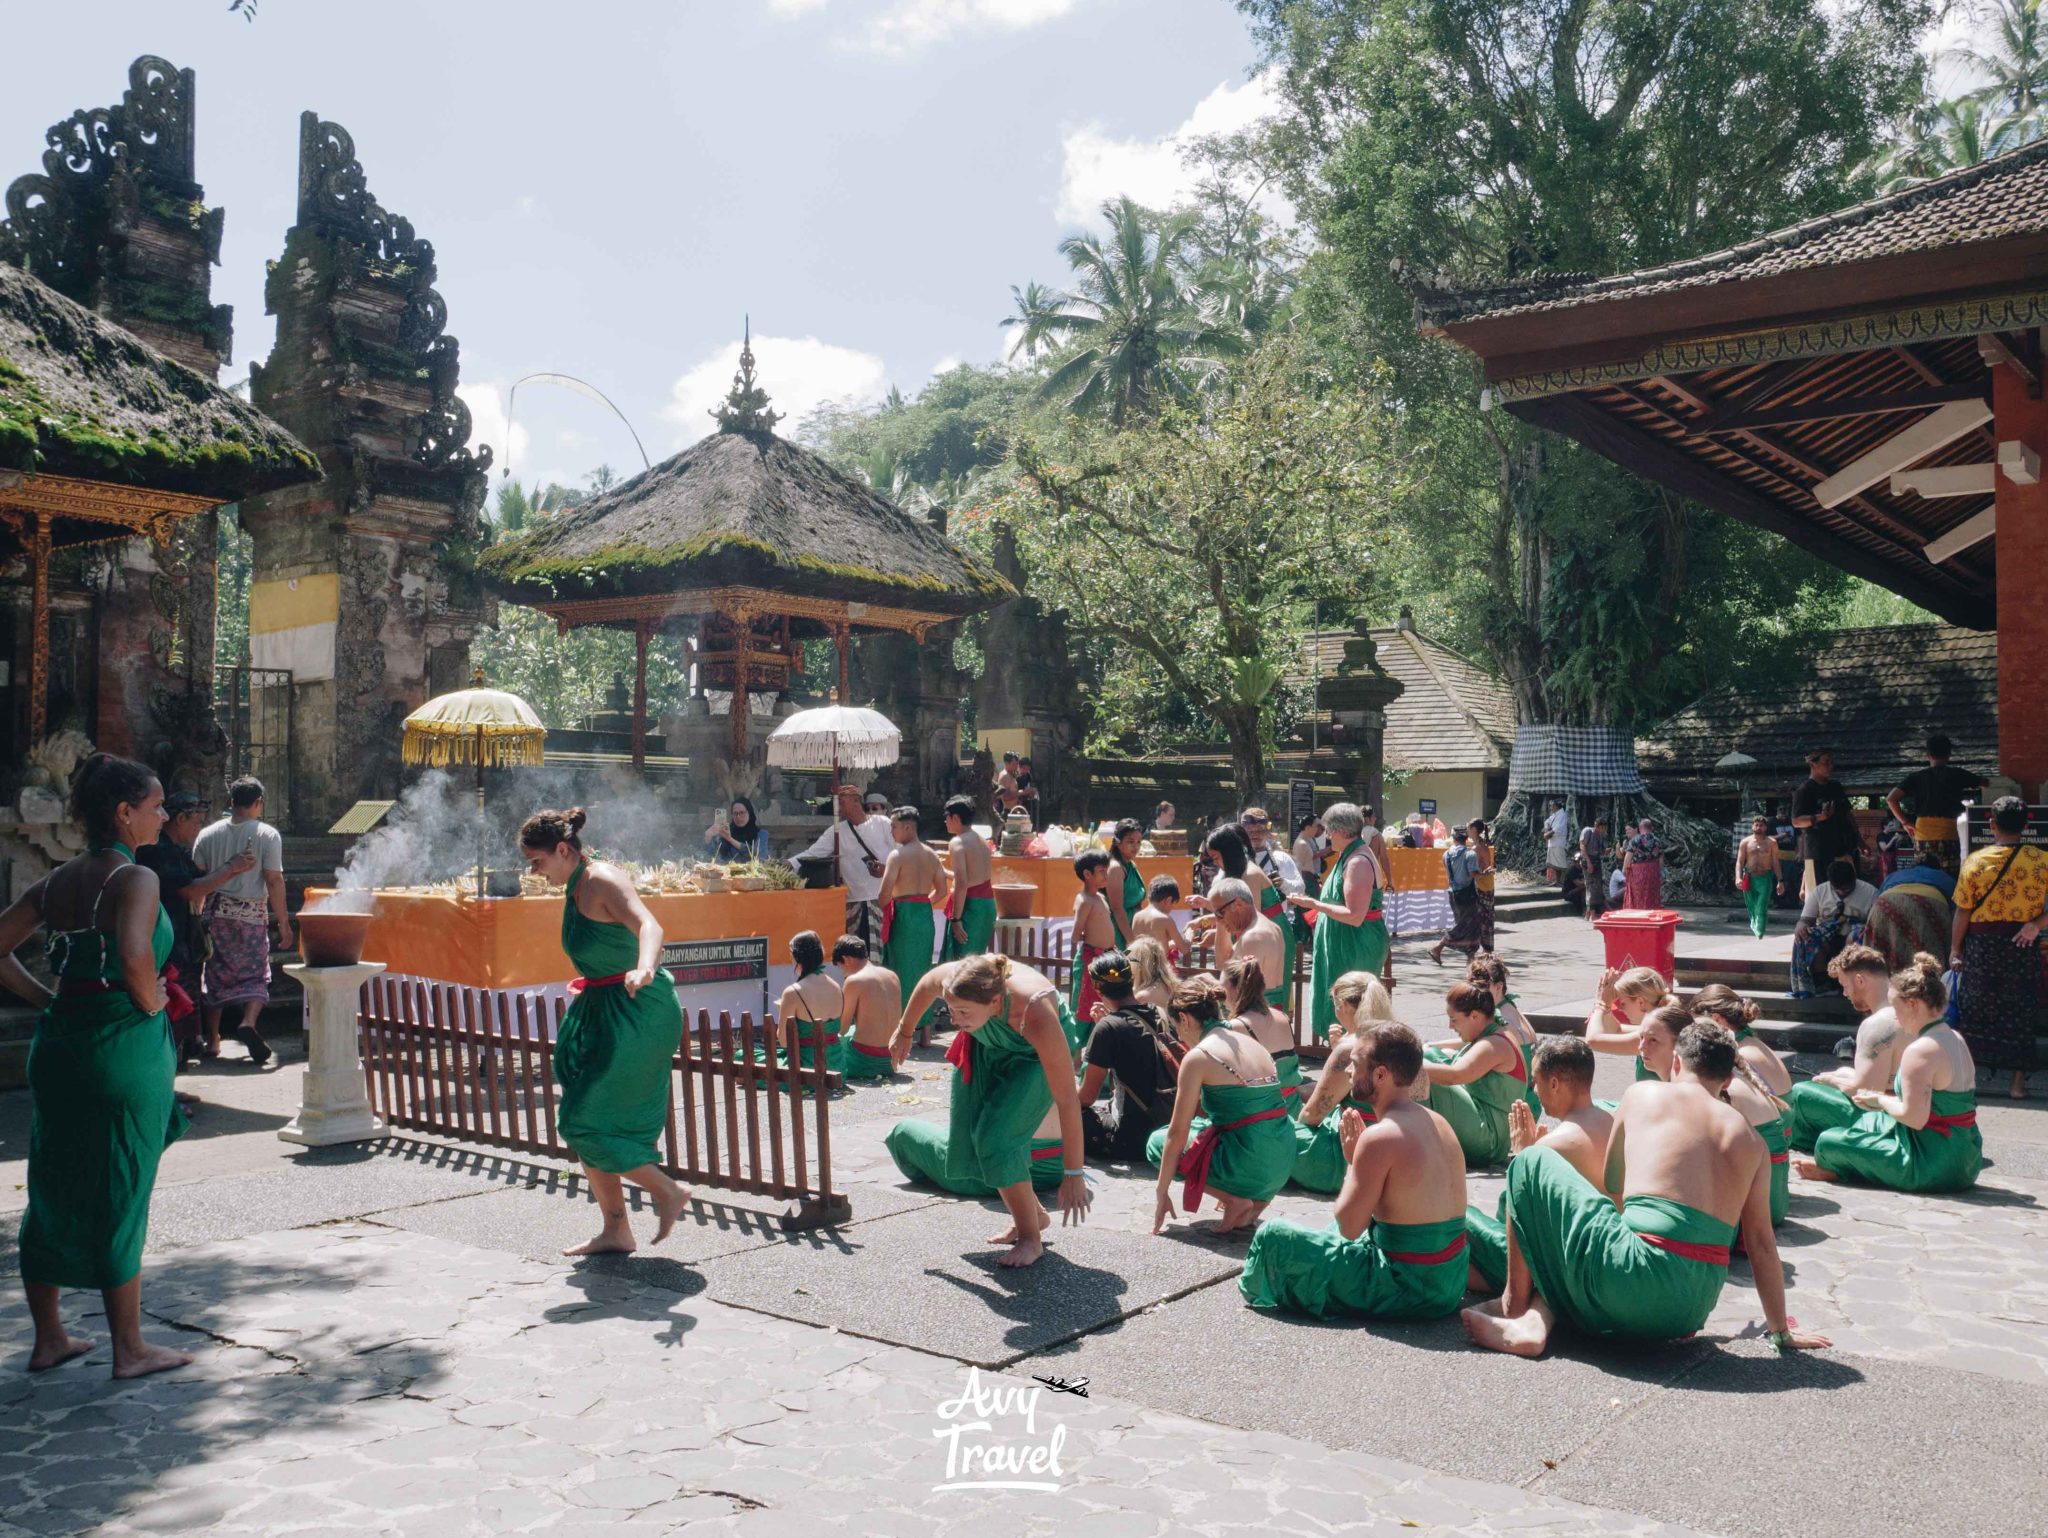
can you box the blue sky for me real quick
[1,0,1271,489]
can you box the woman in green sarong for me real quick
[1107,819,1147,948]
[521,808,691,1257]
[1467,953,1542,1118]
[2,755,193,1379]
[1151,975,1295,1237]
[1796,953,1983,1194]
[1583,966,1675,1089]
[1223,956,1303,1116]
[885,954,1090,1267]
[772,930,847,1079]
[1291,970,1396,1192]
[1419,983,1525,1168]
[1287,803,1389,1043]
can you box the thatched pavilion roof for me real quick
[0,263,319,545]
[478,427,1013,631]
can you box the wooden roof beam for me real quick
[1702,385,1986,434]
[1979,331,2042,395]
[1924,506,1997,565]
[1812,399,1994,507]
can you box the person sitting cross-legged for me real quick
[1239,1023,1471,1321]
[1784,944,1899,1153]
[1462,1021,1830,1359]
[1150,975,1295,1239]
[1466,1036,1614,1294]
[834,935,901,1080]
[1419,982,1526,1167]
[1794,953,1983,1194]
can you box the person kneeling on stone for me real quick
[1462,1020,1830,1359]
[1150,975,1294,1238]
[1239,1022,1470,1321]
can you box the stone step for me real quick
[1495,895,1571,924]
[1526,990,1853,1037]
[1676,955,1788,988]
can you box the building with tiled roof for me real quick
[1635,623,1999,801]
[1295,613,1517,829]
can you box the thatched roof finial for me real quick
[712,315,784,436]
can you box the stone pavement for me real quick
[2,913,2046,1536]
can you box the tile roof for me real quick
[1417,138,2048,327]
[1295,626,1516,772]
[1634,623,1998,792]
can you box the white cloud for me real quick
[659,334,890,447]
[1056,70,1284,225]
[860,0,1086,53]
[456,383,529,475]
[931,354,962,376]
[765,0,831,14]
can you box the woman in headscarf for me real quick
[704,797,768,864]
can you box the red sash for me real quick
[945,1029,975,1084]
[1030,1144,1062,1161]
[1385,1232,1469,1266]
[1769,1152,1790,1165]
[1363,909,1383,922]
[881,895,931,947]
[850,1038,893,1060]
[793,1031,841,1048]
[1924,1109,1978,1137]
[568,972,628,996]
[947,880,996,920]
[1636,1232,1731,1267]
[1176,1106,1287,1210]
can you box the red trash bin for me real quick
[1593,908,1684,984]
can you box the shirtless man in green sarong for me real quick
[1197,877,1286,1009]
[1785,944,1898,1152]
[941,797,996,961]
[835,935,902,1078]
[1466,1037,1614,1293]
[1463,1021,1830,1359]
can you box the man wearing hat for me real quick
[789,783,890,944]
[136,792,258,1066]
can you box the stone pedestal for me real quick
[279,961,387,1148]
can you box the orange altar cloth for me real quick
[1382,846,1449,892]
[984,855,1197,919]
[306,886,848,989]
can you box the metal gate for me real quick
[219,666,292,826]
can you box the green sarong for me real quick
[941,894,997,961]
[841,1037,896,1080]
[1757,1113,1790,1227]
[1422,1026,1523,1168]
[1743,878,1773,939]
[887,1121,1063,1194]
[553,864,683,1173]
[19,881,183,1291]
[1290,1096,1377,1193]
[1466,1190,1509,1294]
[781,1013,847,1077]
[1812,1077,1982,1193]
[1240,1213,1469,1321]
[1508,1147,1733,1340]
[1172,1078,1295,1204]
[939,1007,1052,1190]
[1784,1080,1858,1153]
[1114,862,1145,947]
[1307,840,1388,1042]
[883,896,938,1004]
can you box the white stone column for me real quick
[280,960,388,1147]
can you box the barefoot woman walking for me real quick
[520,808,692,1255]
[0,755,193,1377]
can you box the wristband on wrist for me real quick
[1768,1328,1793,1353]
[1063,1167,1086,1179]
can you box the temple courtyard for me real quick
[1,909,2042,1538]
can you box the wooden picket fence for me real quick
[355,974,850,1228]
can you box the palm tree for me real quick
[1960,0,2048,116]
[1002,196,1247,426]
[1865,98,2039,192]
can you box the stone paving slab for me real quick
[690,1192,1252,1368]
[0,1223,1710,1538]
[1531,1340,2048,1538]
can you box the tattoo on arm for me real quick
[1857,1023,1898,1065]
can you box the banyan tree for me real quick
[477,332,1012,791]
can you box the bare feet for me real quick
[111,1341,193,1380]
[650,1185,693,1245]
[27,1334,93,1372]
[1461,1299,1549,1357]
[1792,1156,1838,1183]
[988,1204,1052,1245]
[563,1224,637,1257]
[2011,1070,2029,1101]
[996,1236,1044,1268]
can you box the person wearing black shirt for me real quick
[1075,950,1179,1160]
[1884,734,1986,877]
[136,791,257,1065]
[1791,749,1859,898]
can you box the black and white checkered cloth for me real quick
[1507,725,1646,796]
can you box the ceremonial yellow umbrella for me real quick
[401,669,548,900]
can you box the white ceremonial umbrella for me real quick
[767,704,902,884]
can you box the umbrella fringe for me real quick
[401,725,547,769]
